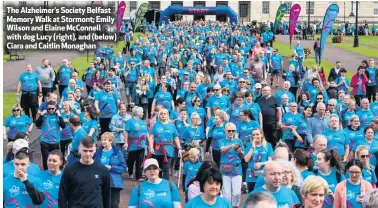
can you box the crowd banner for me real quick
[134,3,149,32]
[320,4,339,64]
[117,1,126,32]
[289,4,301,49]
[273,4,288,34]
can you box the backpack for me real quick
[137,180,173,197]
[313,169,342,183]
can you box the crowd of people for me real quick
[3,19,378,208]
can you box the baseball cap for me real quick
[13,139,29,151]
[143,158,160,172]
[255,83,262,89]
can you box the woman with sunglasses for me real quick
[244,128,273,193]
[355,145,377,187]
[277,159,303,202]
[4,104,33,143]
[188,96,206,130]
[128,158,181,208]
[334,159,373,208]
[219,123,244,207]
[311,93,325,115]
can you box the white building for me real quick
[125,1,378,24]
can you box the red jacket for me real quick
[350,73,368,95]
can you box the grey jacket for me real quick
[35,66,55,88]
[109,113,132,143]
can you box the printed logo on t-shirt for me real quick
[9,185,20,197]
[95,174,99,179]
[346,190,356,200]
[278,204,290,208]
[144,189,155,199]
[43,180,53,189]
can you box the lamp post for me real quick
[353,1,359,47]
[344,2,346,23]
[350,1,355,16]
[307,1,311,31]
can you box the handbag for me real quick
[220,163,238,174]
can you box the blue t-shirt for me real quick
[71,127,88,151]
[100,149,113,166]
[301,169,315,180]
[125,118,148,151]
[113,56,126,69]
[346,180,362,208]
[294,45,305,57]
[282,112,301,141]
[40,114,62,144]
[151,121,179,158]
[84,68,96,85]
[245,143,273,182]
[322,128,350,157]
[370,102,378,116]
[274,90,295,105]
[4,115,32,140]
[357,109,375,129]
[248,186,299,208]
[3,174,43,208]
[60,112,74,141]
[335,77,350,93]
[185,195,231,208]
[95,90,120,118]
[356,76,365,96]
[18,72,40,93]
[125,68,138,83]
[219,138,244,176]
[345,167,377,185]
[208,125,227,150]
[128,179,181,208]
[344,128,365,151]
[38,170,62,208]
[366,67,377,86]
[81,118,98,143]
[236,120,260,145]
[182,126,205,144]
[58,66,72,86]
[3,161,41,178]
[154,91,173,111]
[293,115,310,148]
[206,95,231,114]
[270,54,283,70]
[244,102,262,124]
[183,160,202,188]
[353,139,378,153]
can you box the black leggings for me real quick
[247,182,256,193]
[289,87,299,101]
[60,139,72,158]
[58,85,67,98]
[148,98,154,119]
[366,85,377,103]
[127,148,144,179]
[125,42,130,53]
[285,139,296,153]
[354,95,365,107]
[99,118,112,136]
[212,149,221,168]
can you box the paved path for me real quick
[275,35,378,73]
[3,51,84,92]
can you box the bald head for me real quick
[262,86,272,97]
[314,134,327,153]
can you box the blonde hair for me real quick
[301,176,329,196]
[188,148,200,157]
[11,104,23,112]
[355,145,372,171]
[276,159,302,187]
[215,110,230,122]
[62,101,71,109]
[101,132,114,143]
[252,128,268,148]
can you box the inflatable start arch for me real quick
[159,6,238,25]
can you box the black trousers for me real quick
[242,160,248,182]
[148,98,154,118]
[99,118,112,136]
[354,95,365,107]
[366,85,377,103]
[60,139,72,158]
[263,123,279,148]
[40,141,60,170]
[125,42,130,53]
[285,139,296,153]
[127,148,144,179]
[86,85,92,94]
[111,188,122,208]
[289,87,299,101]
[152,155,172,180]
[42,87,52,102]
[58,85,67,99]
[247,182,256,193]
[21,93,38,121]
[212,149,221,168]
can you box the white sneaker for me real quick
[128,174,134,179]
[173,171,178,177]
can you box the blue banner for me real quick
[320,4,339,64]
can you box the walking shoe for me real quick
[138,178,144,182]
[173,170,178,177]
[241,184,248,194]
[128,174,134,179]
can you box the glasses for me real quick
[227,130,236,133]
[349,171,361,175]
[130,64,135,65]
[360,155,370,158]
[223,90,229,92]
[290,105,297,107]
[48,108,55,111]
[317,98,323,100]
[194,100,201,102]
[353,120,360,123]
[184,74,189,76]
[239,81,245,84]
[12,109,20,112]
[246,83,251,85]
[328,104,335,106]
[244,72,248,73]
[213,89,221,91]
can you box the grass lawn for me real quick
[342,36,378,48]
[275,40,353,80]
[3,92,17,121]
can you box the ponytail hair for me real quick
[293,148,314,171]
[321,149,343,172]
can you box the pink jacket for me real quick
[334,179,373,208]
[350,73,368,95]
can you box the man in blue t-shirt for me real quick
[269,49,283,88]
[294,40,305,73]
[245,161,299,208]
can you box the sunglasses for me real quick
[317,98,323,100]
[184,74,189,76]
[48,108,55,111]
[12,109,20,112]
[146,166,158,171]
[227,130,236,133]
[360,155,370,158]
[223,90,229,92]
[239,81,245,83]
[194,100,201,102]
[130,64,135,65]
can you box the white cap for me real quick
[13,139,29,151]
[143,158,160,171]
[255,83,262,89]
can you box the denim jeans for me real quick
[315,50,321,65]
